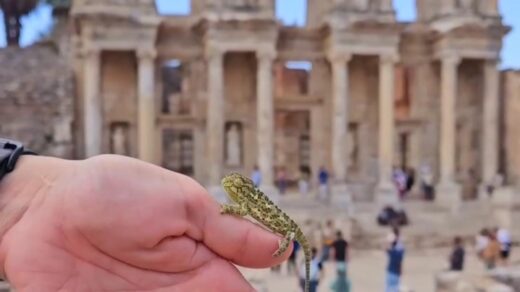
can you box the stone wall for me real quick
[0,44,75,158]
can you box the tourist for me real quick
[299,169,310,196]
[0,151,290,290]
[497,227,512,265]
[476,228,490,259]
[251,164,262,187]
[331,230,349,264]
[377,206,408,226]
[298,247,322,292]
[482,231,501,270]
[331,230,349,273]
[420,164,435,201]
[449,236,465,271]
[385,228,405,292]
[405,168,415,195]
[321,219,335,262]
[318,166,329,201]
[330,260,351,292]
[393,167,408,200]
[276,166,288,195]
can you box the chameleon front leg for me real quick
[220,204,249,217]
[273,231,295,257]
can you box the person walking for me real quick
[251,165,262,187]
[330,230,351,292]
[320,220,335,262]
[385,229,405,292]
[482,231,501,270]
[299,169,310,196]
[449,236,465,271]
[276,166,288,195]
[497,227,512,266]
[318,166,329,201]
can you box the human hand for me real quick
[0,155,290,291]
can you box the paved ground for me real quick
[239,247,520,292]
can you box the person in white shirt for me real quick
[496,227,512,264]
[476,228,490,259]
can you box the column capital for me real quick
[484,58,500,67]
[327,52,352,64]
[205,46,225,60]
[256,49,276,62]
[136,47,157,60]
[80,46,101,59]
[379,53,399,64]
[440,53,462,66]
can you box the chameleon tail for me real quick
[296,229,311,292]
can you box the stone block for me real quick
[436,182,462,214]
[492,187,520,240]
[331,183,355,214]
[375,182,399,208]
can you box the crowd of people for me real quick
[274,221,514,292]
[271,220,406,292]
[447,227,513,273]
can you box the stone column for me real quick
[329,53,351,184]
[437,54,462,208]
[206,48,225,188]
[376,54,399,205]
[83,48,102,157]
[137,48,157,163]
[326,53,353,210]
[256,49,276,193]
[480,59,500,197]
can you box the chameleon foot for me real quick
[272,232,295,257]
[220,204,248,217]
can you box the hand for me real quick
[0,155,290,291]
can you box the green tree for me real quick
[0,0,40,46]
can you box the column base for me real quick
[330,183,354,214]
[375,181,399,208]
[435,181,461,212]
[491,186,520,239]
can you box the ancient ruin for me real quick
[2,0,519,207]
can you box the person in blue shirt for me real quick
[318,166,329,200]
[251,165,262,187]
[386,228,405,292]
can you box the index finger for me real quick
[177,175,292,268]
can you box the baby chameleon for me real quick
[220,173,311,292]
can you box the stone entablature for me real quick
[69,0,512,204]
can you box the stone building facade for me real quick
[66,0,514,203]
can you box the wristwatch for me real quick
[0,138,37,182]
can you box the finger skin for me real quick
[173,172,293,268]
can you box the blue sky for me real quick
[0,0,519,69]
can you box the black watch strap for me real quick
[0,138,37,182]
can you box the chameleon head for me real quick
[221,173,254,203]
